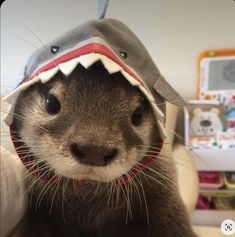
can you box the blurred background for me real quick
[1,1,235,236]
[1,0,235,98]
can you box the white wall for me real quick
[1,0,235,99]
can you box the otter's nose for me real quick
[70,144,118,166]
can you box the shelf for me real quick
[199,189,235,197]
[188,148,235,171]
[192,210,235,226]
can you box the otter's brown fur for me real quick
[11,62,197,237]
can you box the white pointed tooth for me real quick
[100,56,122,74]
[144,90,158,105]
[25,76,40,87]
[79,54,100,69]
[121,70,139,86]
[38,67,59,83]
[58,58,80,76]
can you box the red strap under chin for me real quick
[115,142,163,185]
[9,123,163,185]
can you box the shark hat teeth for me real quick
[99,55,122,74]
[78,54,101,69]
[39,66,59,83]
[3,36,167,140]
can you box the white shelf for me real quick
[192,210,235,226]
[189,148,235,171]
[184,106,235,227]
[188,147,235,227]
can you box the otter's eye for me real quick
[131,106,143,126]
[45,94,61,114]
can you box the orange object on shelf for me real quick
[197,48,235,99]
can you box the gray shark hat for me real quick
[4,18,185,139]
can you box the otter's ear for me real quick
[153,75,186,106]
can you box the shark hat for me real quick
[4,17,185,184]
[4,18,184,137]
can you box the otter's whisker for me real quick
[23,167,52,196]
[1,108,48,132]
[131,167,169,191]
[135,173,150,232]
[128,170,143,209]
[35,170,59,210]
[61,178,69,223]
[136,162,174,186]
[49,177,62,214]
[119,177,131,224]
[14,35,40,50]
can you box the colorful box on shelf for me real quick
[184,49,235,171]
[224,172,235,190]
[197,49,235,100]
[184,100,235,150]
[199,172,224,189]
[196,195,212,210]
[196,195,235,210]
[197,171,235,210]
[213,196,235,210]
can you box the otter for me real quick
[7,61,197,237]
[3,18,197,237]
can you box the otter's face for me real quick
[14,62,160,182]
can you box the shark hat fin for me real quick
[97,0,109,19]
[153,75,186,106]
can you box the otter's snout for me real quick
[70,143,118,166]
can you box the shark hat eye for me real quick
[51,46,60,54]
[45,94,61,114]
[119,51,128,59]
